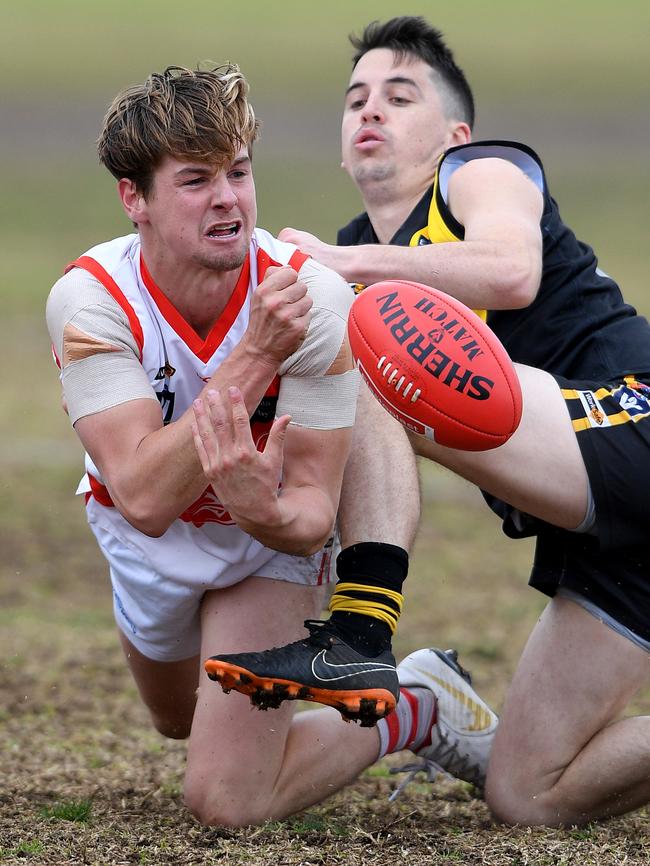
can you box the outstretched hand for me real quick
[191,387,290,527]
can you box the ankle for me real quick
[329,612,392,656]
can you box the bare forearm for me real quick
[328,241,538,310]
[101,349,280,535]
[229,486,337,556]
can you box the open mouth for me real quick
[206,221,241,239]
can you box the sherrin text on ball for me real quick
[348,280,522,450]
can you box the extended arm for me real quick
[280,157,544,311]
[51,267,312,536]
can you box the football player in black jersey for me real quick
[277,16,650,827]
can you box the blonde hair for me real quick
[97,64,259,196]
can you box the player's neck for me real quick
[364,186,427,245]
[141,250,242,339]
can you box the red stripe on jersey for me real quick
[256,248,279,282]
[139,254,251,363]
[88,473,114,507]
[67,256,144,359]
[315,547,332,586]
[288,250,310,272]
[256,247,309,282]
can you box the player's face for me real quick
[341,48,463,198]
[140,148,256,273]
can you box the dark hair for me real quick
[98,64,259,197]
[350,17,475,128]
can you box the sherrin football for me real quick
[348,280,522,450]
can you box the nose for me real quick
[209,176,237,211]
[361,94,385,124]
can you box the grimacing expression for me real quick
[138,148,257,274]
[341,48,460,195]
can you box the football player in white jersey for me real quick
[47,64,494,825]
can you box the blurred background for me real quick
[1,2,649,859]
[2,0,649,739]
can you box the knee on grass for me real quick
[150,712,192,740]
[184,782,276,828]
[485,774,589,829]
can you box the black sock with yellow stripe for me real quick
[328,542,408,656]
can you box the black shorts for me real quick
[486,374,650,641]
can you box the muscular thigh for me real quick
[488,595,650,794]
[411,364,590,530]
[185,577,326,808]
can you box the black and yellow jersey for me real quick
[337,140,650,381]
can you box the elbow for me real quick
[299,534,332,557]
[283,516,336,557]
[123,510,170,538]
[280,528,333,557]
[131,519,168,539]
[112,492,172,538]
[493,256,540,309]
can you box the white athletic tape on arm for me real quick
[279,259,353,378]
[47,269,156,425]
[277,368,360,429]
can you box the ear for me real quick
[447,121,472,148]
[117,178,148,225]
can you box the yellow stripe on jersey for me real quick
[411,165,488,322]
[564,379,650,431]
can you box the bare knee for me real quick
[150,713,192,740]
[486,776,549,827]
[184,775,273,828]
[485,763,583,829]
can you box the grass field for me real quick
[1,2,649,863]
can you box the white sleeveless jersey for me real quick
[70,230,313,587]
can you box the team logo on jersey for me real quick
[577,390,608,427]
[612,382,650,418]
[251,395,279,424]
[181,487,235,527]
[156,384,175,425]
[154,362,176,380]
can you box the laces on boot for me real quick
[388,721,483,801]
[302,619,337,648]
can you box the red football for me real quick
[348,280,522,450]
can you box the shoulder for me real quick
[440,141,546,198]
[297,258,353,320]
[46,267,137,365]
[47,267,128,327]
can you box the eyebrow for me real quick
[175,155,251,177]
[345,76,422,96]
